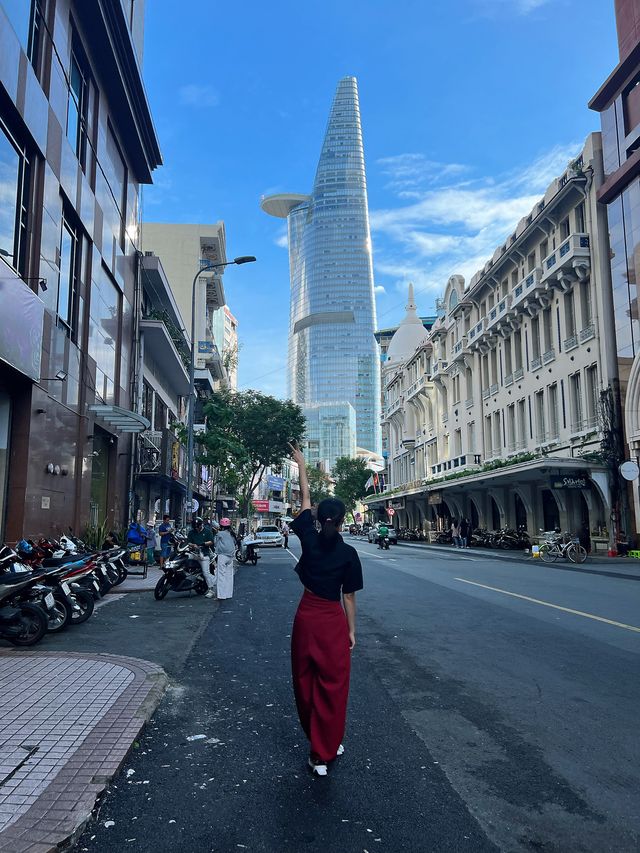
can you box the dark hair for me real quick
[317,498,346,548]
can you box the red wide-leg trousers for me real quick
[291,589,351,763]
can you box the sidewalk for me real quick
[389,539,640,578]
[111,565,163,594]
[0,651,167,853]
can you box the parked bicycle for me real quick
[539,531,588,564]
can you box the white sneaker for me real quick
[336,743,344,756]
[205,590,216,598]
[308,758,328,776]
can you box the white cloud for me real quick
[178,84,220,108]
[377,153,470,193]
[275,232,288,249]
[374,285,386,294]
[370,141,582,322]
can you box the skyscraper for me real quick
[262,76,381,456]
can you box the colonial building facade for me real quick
[370,134,617,546]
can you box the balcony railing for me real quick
[452,337,469,361]
[482,387,491,400]
[513,367,524,381]
[531,356,542,370]
[541,234,590,286]
[137,428,186,481]
[571,415,598,435]
[506,439,528,455]
[489,383,499,396]
[505,373,514,387]
[486,295,512,330]
[579,324,595,343]
[563,334,578,352]
[467,318,486,344]
[406,374,427,399]
[465,397,474,409]
[543,348,556,365]
[512,267,543,311]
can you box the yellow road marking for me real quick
[454,577,640,634]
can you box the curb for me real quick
[0,651,168,853]
[389,540,640,578]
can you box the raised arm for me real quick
[288,442,311,512]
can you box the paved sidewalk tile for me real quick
[0,651,167,853]
[111,565,163,594]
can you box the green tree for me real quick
[306,464,332,505]
[197,390,306,517]
[332,456,371,516]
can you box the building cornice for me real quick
[75,0,162,183]
[589,39,640,112]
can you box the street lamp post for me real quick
[184,256,256,527]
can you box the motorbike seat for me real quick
[0,571,43,584]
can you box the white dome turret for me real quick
[385,283,426,365]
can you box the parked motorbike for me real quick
[154,544,209,599]
[0,557,49,646]
[236,537,261,566]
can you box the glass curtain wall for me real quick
[286,78,381,454]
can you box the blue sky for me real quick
[141,0,617,398]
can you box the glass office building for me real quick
[303,402,357,471]
[262,77,381,457]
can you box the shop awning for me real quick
[89,405,150,433]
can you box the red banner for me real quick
[253,500,270,513]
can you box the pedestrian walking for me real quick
[451,519,461,548]
[158,515,173,567]
[145,520,157,564]
[215,518,236,600]
[187,517,216,598]
[459,517,470,549]
[288,442,363,777]
[282,522,290,549]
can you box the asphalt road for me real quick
[68,539,639,853]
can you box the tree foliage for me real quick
[196,390,306,516]
[332,456,370,515]
[306,464,332,505]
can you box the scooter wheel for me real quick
[70,589,95,624]
[235,549,246,564]
[194,578,208,595]
[154,576,170,600]
[250,555,258,565]
[47,595,72,632]
[7,603,48,646]
[113,565,128,586]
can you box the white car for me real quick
[255,525,283,547]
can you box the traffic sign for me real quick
[387,507,395,517]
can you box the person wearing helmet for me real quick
[187,516,216,598]
[215,518,236,600]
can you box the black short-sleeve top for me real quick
[291,509,363,601]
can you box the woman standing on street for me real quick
[288,443,363,777]
[215,518,236,600]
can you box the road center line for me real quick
[455,577,640,633]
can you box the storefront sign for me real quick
[267,475,285,491]
[389,498,405,510]
[550,475,589,490]
[269,500,285,513]
[428,491,443,505]
[171,441,180,478]
[253,499,269,513]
